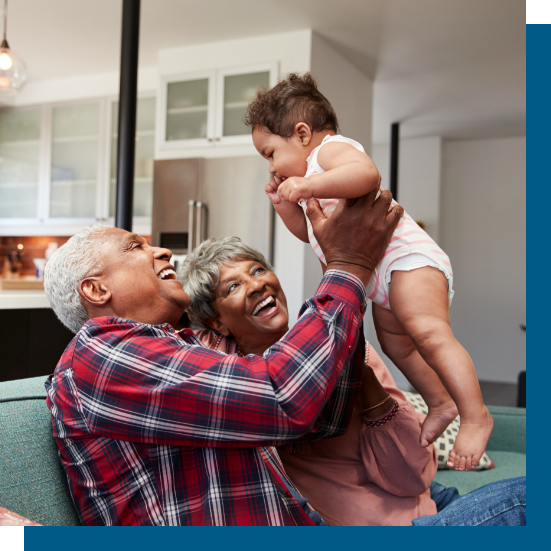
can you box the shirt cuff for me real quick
[315,269,368,318]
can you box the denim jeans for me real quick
[412,476,526,526]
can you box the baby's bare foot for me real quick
[419,400,458,448]
[446,406,494,471]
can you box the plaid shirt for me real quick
[45,270,367,526]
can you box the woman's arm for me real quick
[360,345,438,497]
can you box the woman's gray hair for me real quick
[177,236,273,328]
[44,224,111,334]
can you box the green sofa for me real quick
[0,376,526,526]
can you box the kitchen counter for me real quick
[0,289,50,310]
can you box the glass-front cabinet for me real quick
[0,96,155,235]
[0,108,42,220]
[158,63,277,150]
[50,103,100,219]
[0,62,276,234]
[109,97,156,220]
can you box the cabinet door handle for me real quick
[214,137,220,142]
[208,138,213,142]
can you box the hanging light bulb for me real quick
[0,0,27,96]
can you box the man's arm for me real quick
[67,189,402,448]
[70,270,365,447]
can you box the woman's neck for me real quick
[237,329,288,357]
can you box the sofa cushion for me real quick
[486,405,526,454]
[433,451,526,496]
[0,376,81,526]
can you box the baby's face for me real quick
[252,126,309,181]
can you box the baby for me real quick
[245,73,493,471]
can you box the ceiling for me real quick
[6,0,525,144]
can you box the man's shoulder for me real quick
[79,316,178,341]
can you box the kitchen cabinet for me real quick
[0,107,43,220]
[49,102,102,220]
[158,63,277,152]
[0,96,156,236]
[108,96,156,222]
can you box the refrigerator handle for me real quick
[188,200,195,252]
[196,202,203,246]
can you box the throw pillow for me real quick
[403,391,494,471]
[0,507,41,526]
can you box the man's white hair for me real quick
[44,224,111,334]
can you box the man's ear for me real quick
[206,317,230,337]
[79,277,111,307]
[295,122,312,146]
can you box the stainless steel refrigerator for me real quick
[151,157,274,271]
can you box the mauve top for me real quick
[278,343,438,526]
[197,330,438,526]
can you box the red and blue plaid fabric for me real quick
[45,270,367,525]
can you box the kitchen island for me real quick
[0,289,74,383]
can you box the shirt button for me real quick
[286,491,293,498]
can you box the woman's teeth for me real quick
[252,296,275,316]
[157,268,176,280]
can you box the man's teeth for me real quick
[252,296,275,316]
[157,268,176,280]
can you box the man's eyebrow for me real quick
[123,233,143,247]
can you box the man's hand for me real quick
[277,176,314,203]
[305,189,403,286]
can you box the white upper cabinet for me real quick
[108,96,156,223]
[158,63,277,153]
[0,108,42,220]
[49,102,101,220]
[0,96,156,235]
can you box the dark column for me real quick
[115,0,141,231]
[389,122,399,202]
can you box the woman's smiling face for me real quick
[209,259,289,355]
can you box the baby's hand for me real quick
[265,176,284,205]
[277,177,314,203]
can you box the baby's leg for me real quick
[388,267,493,471]
[373,303,458,447]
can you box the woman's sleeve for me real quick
[360,345,438,497]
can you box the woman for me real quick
[177,237,525,526]
[178,236,438,526]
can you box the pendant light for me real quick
[0,0,27,95]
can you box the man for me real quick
[45,191,402,526]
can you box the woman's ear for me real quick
[79,277,111,307]
[206,317,231,337]
[294,122,312,146]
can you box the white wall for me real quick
[310,33,373,154]
[440,137,526,383]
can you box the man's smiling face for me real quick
[83,228,190,327]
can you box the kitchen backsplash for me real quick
[1,234,151,277]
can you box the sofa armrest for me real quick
[486,405,526,454]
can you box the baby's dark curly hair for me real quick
[245,72,339,138]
